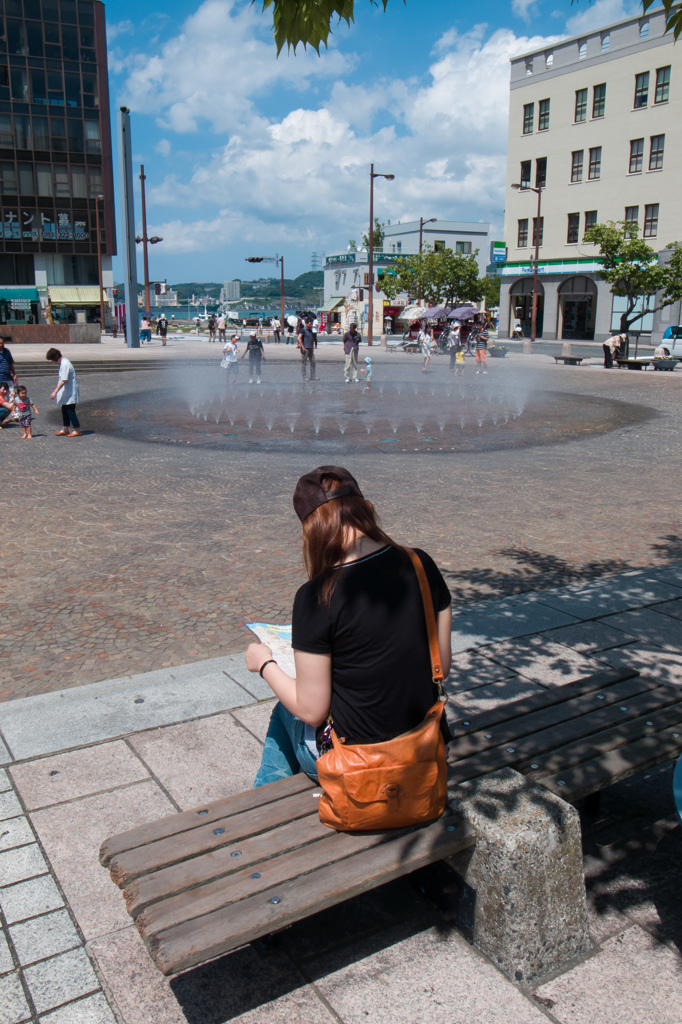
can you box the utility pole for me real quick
[135,166,163,315]
[367,164,394,347]
[117,107,139,347]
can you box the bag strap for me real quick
[405,547,445,695]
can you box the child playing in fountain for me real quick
[14,384,38,438]
[222,335,239,384]
[359,356,372,391]
[454,341,465,377]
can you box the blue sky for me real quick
[104,0,644,283]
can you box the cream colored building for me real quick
[498,6,682,341]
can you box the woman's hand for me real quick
[245,642,273,674]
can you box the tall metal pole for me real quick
[368,163,374,347]
[530,186,542,347]
[117,108,139,347]
[139,165,151,314]
[95,194,105,333]
[419,216,424,255]
[279,256,285,332]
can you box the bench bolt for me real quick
[557,780,566,786]
[231,851,241,857]
[530,764,539,770]
[597,695,605,700]
[484,733,493,739]
[462,721,471,726]
[506,748,515,753]
[251,872,261,879]
[198,810,208,816]
[270,896,281,904]
[620,707,627,711]
[214,828,224,835]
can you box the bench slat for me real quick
[145,813,475,975]
[137,816,435,938]
[447,667,637,737]
[520,700,682,781]
[109,788,320,887]
[537,725,682,801]
[100,773,314,867]
[125,811,332,916]
[447,675,656,762]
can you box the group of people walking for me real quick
[0,339,81,439]
[418,315,490,376]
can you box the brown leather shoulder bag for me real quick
[317,547,448,832]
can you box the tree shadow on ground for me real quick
[441,534,682,606]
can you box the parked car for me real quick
[661,325,682,355]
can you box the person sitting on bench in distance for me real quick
[245,466,453,787]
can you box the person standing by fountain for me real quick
[343,322,360,383]
[473,316,489,375]
[222,334,240,384]
[298,318,318,381]
[420,325,433,372]
[448,322,461,372]
[272,317,281,344]
[46,348,81,436]
[217,313,227,345]
[242,331,265,384]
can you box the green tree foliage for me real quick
[480,275,501,308]
[583,220,682,334]
[379,246,483,308]
[642,0,682,39]
[255,0,396,54]
[362,218,385,250]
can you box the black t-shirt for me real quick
[0,347,14,381]
[292,545,451,745]
[299,328,314,349]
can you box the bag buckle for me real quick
[384,782,400,811]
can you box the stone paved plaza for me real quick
[0,342,681,1023]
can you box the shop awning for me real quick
[318,296,345,312]
[397,304,427,321]
[48,286,103,304]
[0,288,39,302]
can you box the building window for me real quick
[601,33,610,51]
[629,138,644,173]
[85,120,101,155]
[54,164,70,197]
[579,40,587,59]
[71,166,87,198]
[545,51,554,68]
[634,72,649,108]
[571,150,584,182]
[624,206,639,231]
[575,89,587,122]
[643,203,659,237]
[517,219,529,247]
[520,160,531,187]
[17,163,34,195]
[0,162,17,195]
[649,134,665,170]
[584,211,598,236]
[655,66,670,103]
[538,99,550,131]
[32,117,49,150]
[396,241,402,252]
[0,114,12,148]
[456,241,472,254]
[532,217,543,247]
[525,59,533,76]
[523,103,534,134]
[535,157,547,188]
[36,164,53,196]
[588,146,601,179]
[434,240,445,252]
[567,213,580,244]
[592,84,606,118]
[639,19,649,38]
[14,115,31,150]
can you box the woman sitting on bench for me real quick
[245,465,453,789]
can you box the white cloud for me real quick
[564,0,641,34]
[106,19,134,41]
[155,139,172,157]
[512,0,540,21]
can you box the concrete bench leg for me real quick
[444,767,590,984]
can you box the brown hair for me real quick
[46,348,61,362]
[302,472,397,606]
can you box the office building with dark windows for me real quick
[0,0,114,328]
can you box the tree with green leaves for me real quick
[362,218,385,250]
[583,221,682,336]
[379,246,482,308]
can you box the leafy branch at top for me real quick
[255,0,395,55]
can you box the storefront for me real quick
[557,276,597,340]
[318,296,344,332]
[0,288,40,325]
[509,278,544,338]
[47,286,106,325]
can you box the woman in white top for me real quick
[419,326,433,372]
[46,347,81,436]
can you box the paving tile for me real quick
[0,817,35,853]
[23,947,99,1015]
[0,930,13,974]
[89,924,335,1024]
[0,738,12,767]
[38,992,117,1024]
[0,845,48,887]
[646,564,682,587]
[0,971,31,1023]
[312,921,548,1024]
[647,598,682,622]
[446,677,544,721]
[30,781,173,940]
[591,642,682,686]
[481,636,606,686]
[10,742,150,811]
[231,700,277,744]
[0,876,64,925]
[0,770,11,793]
[10,910,80,966]
[450,595,579,653]
[128,712,265,809]
[536,576,682,620]
[540,620,634,654]
[0,791,23,822]
[222,654,273,699]
[536,925,682,1024]
[598,608,682,653]
[445,650,516,693]
[0,673,254,761]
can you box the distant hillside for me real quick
[113,271,324,308]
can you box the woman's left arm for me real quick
[437,606,452,680]
[245,643,332,726]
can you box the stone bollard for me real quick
[380,334,387,349]
[562,342,572,357]
[444,768,590,985]
[523,340,533,354]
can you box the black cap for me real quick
[293,466,363,522]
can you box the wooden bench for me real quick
[100,666,682,978]
[616,358,652,370]
[553,355,585,366]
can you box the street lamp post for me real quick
[367,163,394,347]
[135,165,163,314]
[418,217,437,303]
[511,182,544,351]
[94,194,105,334]
[245,255,284,334]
